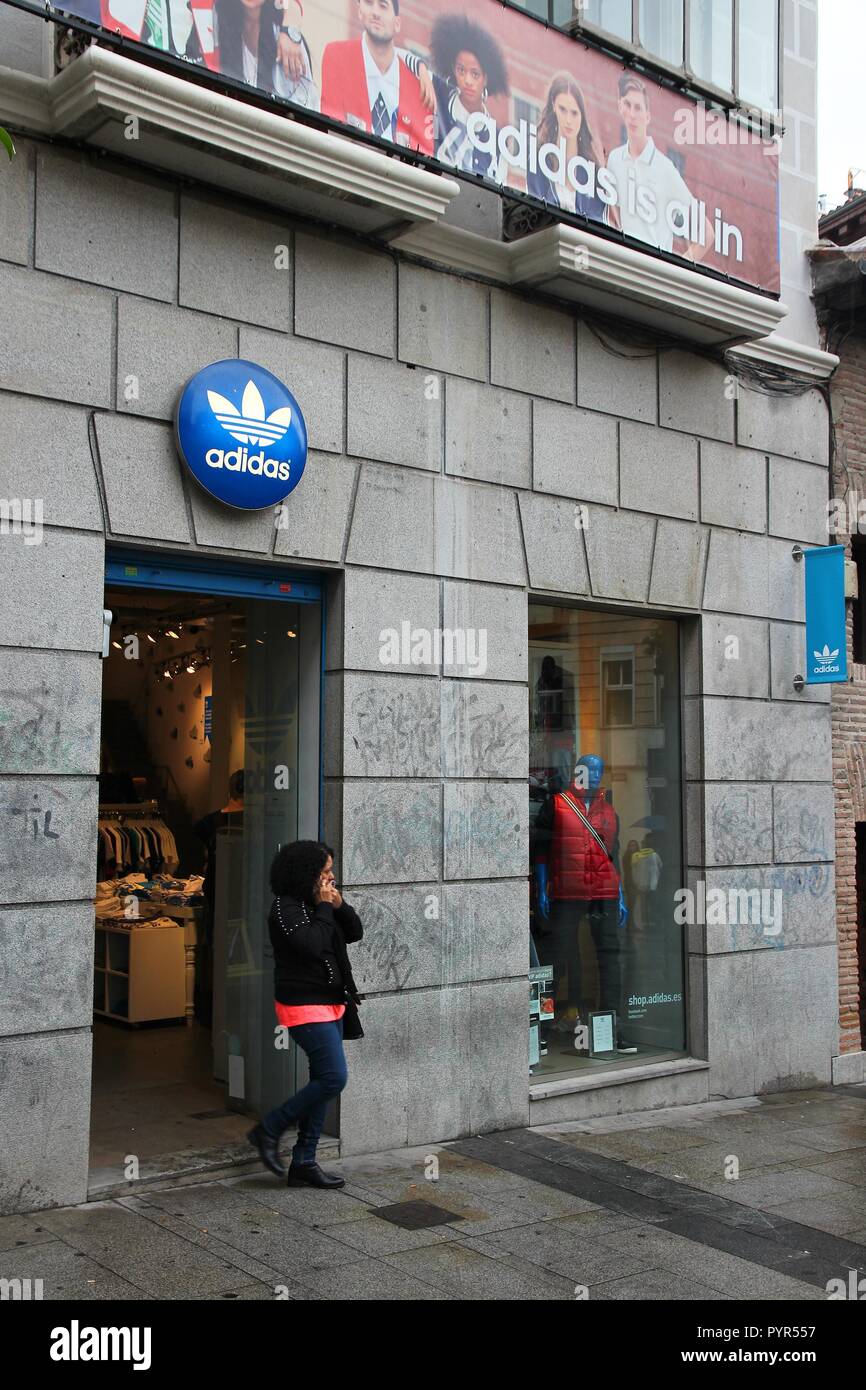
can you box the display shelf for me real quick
[93,923,186,1024]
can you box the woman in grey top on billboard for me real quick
[214,0,319,108]
[527,71,615,225]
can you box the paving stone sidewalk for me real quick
[3,1085,866,1301]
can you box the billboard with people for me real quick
[50,0,781,292]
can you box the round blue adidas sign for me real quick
[175,360,307,511]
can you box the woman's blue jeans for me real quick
[262,1017,348,1166]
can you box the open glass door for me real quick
[212,596,322,1118]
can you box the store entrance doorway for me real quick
[89,554,323,1194]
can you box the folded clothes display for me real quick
[95,897,129,920]
[121,873,205,907]
[110,915,179,932]
[94,873,205,918]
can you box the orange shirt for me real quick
[274,1001,346,1027]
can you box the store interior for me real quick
[89,583,319,1191]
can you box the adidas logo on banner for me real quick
[812,643,840,674]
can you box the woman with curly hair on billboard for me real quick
[528,70,617,226]
[428,12,509,181]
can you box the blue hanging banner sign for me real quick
[804,545,847,684]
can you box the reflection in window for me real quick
[639,0,684,66]
[689,0,733,90]
[582,0,633,41]
[528,606,684,1081]
[601,649,635,727]
[738,0,779,112]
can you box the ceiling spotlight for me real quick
[286,630,296,638]
[112,640,122,650]
[166,629,180,640]
[255,638,265,645]
[146,632,157,644]
[186,664,196,675]
[164,668,171,679]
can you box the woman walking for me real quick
[248,840,363,1189]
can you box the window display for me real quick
[529,605,685,1080]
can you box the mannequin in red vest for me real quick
[533,754,635,1053]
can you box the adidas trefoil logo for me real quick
[207,380,292,447]
[813,644,839,662]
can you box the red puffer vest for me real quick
[550,790,619,900]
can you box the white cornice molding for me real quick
[728,334,839,379]
[389,221,511,279]
[509,223,787,340]
[395,219,788,347]
[0,66,53,134]
[2,47,459,224]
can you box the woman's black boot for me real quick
[287,1161,345,1189]
[247,1124,286,1178]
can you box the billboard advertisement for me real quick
[46,0,781,292]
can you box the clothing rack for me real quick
[97,802,179,878]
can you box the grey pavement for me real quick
[3,1085,866,1301]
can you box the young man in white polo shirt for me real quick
[608,74,712,262]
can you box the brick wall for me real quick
[831,331,866,1053]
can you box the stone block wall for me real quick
[0,134,835,1208]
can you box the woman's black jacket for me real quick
[268,895,363,1006]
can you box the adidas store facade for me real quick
[0,0,853,1217]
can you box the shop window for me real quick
[529,606,685,1081]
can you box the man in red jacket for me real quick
[321,0,433,154]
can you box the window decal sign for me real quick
[175,359,308,511]
[32,0,781,294]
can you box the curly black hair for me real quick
[430,14,509,97]
[270,840,335,904]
